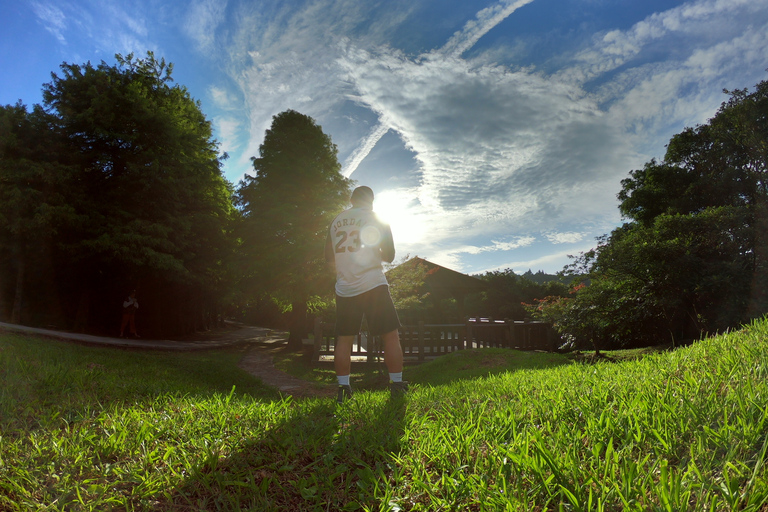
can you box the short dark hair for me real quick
[351,186,374,206]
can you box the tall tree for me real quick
[538,79,768,349]
[236,110,352,349]
[23,52,234,334]
[0,102,75,323]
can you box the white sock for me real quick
[389,372,403,383]
[337,375,350,386]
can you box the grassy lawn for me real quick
[2,319,768,510]
[273,347,572,390]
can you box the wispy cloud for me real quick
[30,1,67,44]
[481,241,600,275]
[339,0,534,178]
[546,232,586,244]
[338,44,632,229]
[341,123,390,177]
[560,0,763,86]
[439,0,535,58]
[332,0,768,272]
[28,0,156,65]
[56,0,764,275]
[183,0,227,54]
[219,0,418,178]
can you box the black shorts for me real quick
[335,285,401,336]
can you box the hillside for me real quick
[1,318,767,510]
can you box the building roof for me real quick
[388,256,488,297]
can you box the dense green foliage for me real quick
[234,110,352,348]
[530,79,768,350]
[0,102,76,324]
[2,319,768,510]
[385,258,568,324]
[470,268,569,321]
[0,53,234,336]
[0,51,588,341]
[4,51,764,346]
[385,256,432,312]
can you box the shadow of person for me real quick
[160,392,408,511]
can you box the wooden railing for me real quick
[312,318,557,363]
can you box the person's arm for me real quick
[380,225,395,263]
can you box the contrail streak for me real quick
[341,122,390,178]
[440,0,535,57]
[343,0,534,177]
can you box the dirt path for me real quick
[237,343,335,399]
[174,323,336,399]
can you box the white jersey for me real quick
[325,206,395,297]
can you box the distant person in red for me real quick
[119,290,140,338]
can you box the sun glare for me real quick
[374,189,426,245]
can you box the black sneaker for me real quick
[336,385,354,404]
[389,381,409,398]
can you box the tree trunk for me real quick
[10,253,25,324]
[0,260,6,322]
[749,199,768,318]
[74,290,91,331]
[287,300,308,351]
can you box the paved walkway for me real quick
[0,321,280,350]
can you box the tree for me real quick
[471,269,569,321]
[235,110,352,350]
[1,52,235,334]
[542,78,768,349]
[383,256,431,324]
[0,102,75,323]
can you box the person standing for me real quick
[119,290,140,338]
[325,186,408,403]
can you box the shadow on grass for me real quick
[403,348,573,388]
[275,347,576,391]
[162,394,408,511]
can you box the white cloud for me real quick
[342,123,390,177]
[546,232,586,244]
[209,85,240,110]
[452,237,537,256]
[101,1,147,39]
[30,1,67,44]
[338,44,633,233]
[184,0,228,54]
[213,117,242,155]
[564,0,765,85]
[211,0,768,272]
[482,242,598,275]
[28,1,159,66]
[439,0,535,58]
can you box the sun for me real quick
[374,189,426,245]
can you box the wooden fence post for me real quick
[313,317,323,362]
[504,319,512,348]
[546,323,558,351]
[465,318,473,350]
[418,321,425,361]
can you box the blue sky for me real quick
[2,0,767,275]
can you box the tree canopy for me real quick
[530,78,768,350]
[0,53,234,335]
[235,109,352,348]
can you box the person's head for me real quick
[350,186,374,209]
